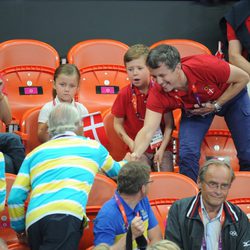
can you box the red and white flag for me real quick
[82,112,109,147]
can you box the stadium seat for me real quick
[87,173,117,206]
[7,243,30,250]
[148,172,199,201]
[0,173,18,245]
[0,121,6,132]
[227,172,250,201]
[67,39,130,113]
[78,206,101,250]
[15,106,42,154]
[0,39,60,123]
[150,39,212,57]
[150,198,176,236]
[229,199,250,221]
[103,111,127,161]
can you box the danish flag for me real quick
[82,112,109,147]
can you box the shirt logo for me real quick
[204,85,214,95]
[243,240,250,247]
[230,231,238,237]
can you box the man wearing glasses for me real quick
[165,159,250,250]
[94,161,162,249]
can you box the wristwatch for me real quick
[213,101,222,112]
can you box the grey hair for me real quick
[146,44,180,70]
[198,159,235,183]
[48,103,82,137]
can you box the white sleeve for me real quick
[76,103,89,118]
[38,102,53,123]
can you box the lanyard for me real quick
[198,207,225,250]
[114,193,129,231]
[131,87,145,121]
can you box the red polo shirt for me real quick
[112,83,172,153]
[147,55,230,113]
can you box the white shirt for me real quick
[38,96,88,123]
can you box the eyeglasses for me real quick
[203,180,230,191]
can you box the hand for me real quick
[154,148,164,167]
[123,152,132,161]
[131,152,140,162]
[189,102,214,116]
[131,215,145,240]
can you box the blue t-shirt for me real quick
[94,191,158,248]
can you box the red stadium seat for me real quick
[67,39,129,113]
[148,172,199,201]
[87,173,117,206]
[0,39,60,123]
[150,39,212,57]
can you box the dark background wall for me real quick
[0,0,235,58]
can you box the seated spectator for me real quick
[38,64,88,143]
[94,161,162,249]
[0,76,25,174]
[112,44,174,171]
[0,152,6,212]
[220,0,250,93]
[165,159,250,249]
[146,240,180,250]
[8,103,129,250]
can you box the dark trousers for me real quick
[27,214,84,250]
[0,133,25,174]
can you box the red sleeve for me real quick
[111,87,128,118]
[226,22,237,41]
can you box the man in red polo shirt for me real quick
[220,0,250,92]
[112,44,174,171]
[132,44,250,182]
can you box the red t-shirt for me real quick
[147,55,230,113]
[112,83,172,153]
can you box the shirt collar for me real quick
[51,131,77,140]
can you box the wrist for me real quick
[213,101,222,113]
[0,93,5,102]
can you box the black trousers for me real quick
[27,214,84,250]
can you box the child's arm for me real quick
[38,122,49,143]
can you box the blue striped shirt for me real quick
[8,135,126,232]
[0,152,6,212]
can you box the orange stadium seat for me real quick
[87,173,117,206]
[0,173,18,245]
[103,111,127,161]
[78,206,101,250]
[7,243,30,250]
[148,172,199,201]
[150,39,212,57]
[0,39,60,123]
[0,121,6,132]
[227,172,250,201]
[67,39,130,113]
[15,106,42,154]
[150,198,177,236]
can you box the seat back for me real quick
[78,206,101,250]
[103,111,127,161]
[150,198,176,236]
[0,121,6,132]
[67,39,130,113]
[17,106,42,154]
[148,172,199,201]
[150,39,211,57]
[0,39,60,122]
[227,172,250,200]
[87,173,117,206]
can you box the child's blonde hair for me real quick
[124,44,149,65]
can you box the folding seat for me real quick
[148,172,199,201]
[150,39,212,57]
[150,198,176,236]
[78,206,101,250]
[0,39,60,124]
[15,106,42,154]
[103,111,127,161]
[87,173,117,206]
[67,39,130,113]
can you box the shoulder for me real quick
[75,102,88,115]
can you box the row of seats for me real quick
[1,172,250,249]
[0,38,210,122]
[0,38,239,169]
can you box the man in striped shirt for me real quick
[8,103,129,250]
